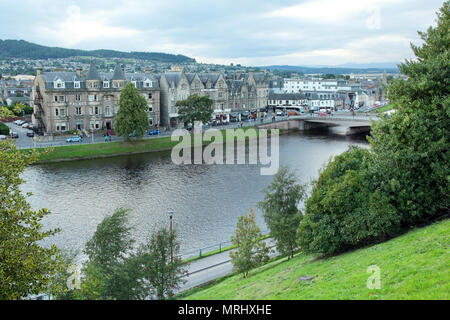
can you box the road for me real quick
[179,238,277,293]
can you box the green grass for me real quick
[374,104,394,113]
[180,219,450,300]
[26,126,284,163]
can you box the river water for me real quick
[21,128,368,258]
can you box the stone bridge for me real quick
[258,114,378,135]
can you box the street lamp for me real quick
[168,210,174,264]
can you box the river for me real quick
[21,128,369,258]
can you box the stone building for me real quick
[158,67,269,128]
[32,62,160,134]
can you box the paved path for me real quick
[179,238,277,292]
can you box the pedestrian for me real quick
[105,134,108,142]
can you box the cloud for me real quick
[0,0,445,66]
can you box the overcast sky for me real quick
[0,0,444,66]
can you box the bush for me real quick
[0,122,10,135]
[297,147,402,255]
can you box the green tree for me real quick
[115,82,149,140]
[297,147,401,255]
[368,2,449,224]
[175,94,214,127]
[137,228,188,300]
[82,208,145,300]
[230,209,270,278]
[258,166,306,259]
[0,141,61,299]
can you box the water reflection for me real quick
[21,129,369,256]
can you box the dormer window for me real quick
[54,79,65,89]
[144,79,152,88]
[74,81,81,89]
[103,81,110,88]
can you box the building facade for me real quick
[32,62,160,134]
[159,67,269,128]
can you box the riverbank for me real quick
[24,127,287,164]
[179,218,449,300]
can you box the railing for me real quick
[181,227,270,260]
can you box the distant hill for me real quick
[262,64,398,75]
[0,39,196,64]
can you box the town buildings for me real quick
[32,62,160,134]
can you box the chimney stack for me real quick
[145,68,153,74]
[76,67,83,77]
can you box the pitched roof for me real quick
[86,61,101,80]
[112,63,125,80]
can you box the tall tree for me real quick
[82,208,145,300]
[258,166,306,259]
[137,228,188,300]
[230,209,270,278]
[0,141,61,299]
[368,1,449,223]
[175,94,214,127]
[115,82,149,140]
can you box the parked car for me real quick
[16,120,25,126]
[66,136,82,143]
[148,129,160,135]
[0,135,7,140]
[22,123,30,128]
[10,132,19,139]
[276,110,283,116]
[26,131,34,137]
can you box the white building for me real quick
[283,77,351,93]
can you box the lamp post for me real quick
[168,210,174,264]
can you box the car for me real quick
[0,135,7,140]
[16,120,25,126]
[26,131,34,137]
[66,136,82,142]
[276,110,283,116]
[148,129,160,135]
[22,123,30,128]
[318,112,328,116]
[10,132,19,139]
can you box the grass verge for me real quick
[25,127,286,164]
[180,218,449,300]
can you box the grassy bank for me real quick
[27,127,285,163]
[180,218,449,300]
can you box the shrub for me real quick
[297,147,402,255]
[0,122,10,135]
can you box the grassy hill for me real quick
[0,39,196,63]
[180,218,449,300]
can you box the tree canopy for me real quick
[175,94,214,126]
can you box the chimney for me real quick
[248,69,255,78]
[145,68,153,74]
[36,67,43,76]
[76,67,83,77]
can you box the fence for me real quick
[181,228,270,260]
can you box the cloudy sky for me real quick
[0,0,444,66]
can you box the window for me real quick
[93,82,100,89]
[105,106,111,116]
[149,118,153,126]
[75,107,82,115]
[54,96,58,102]
[60,108,66,116]
[148,104,153,112]
[144,80,152,88]
[103,81,110,88]
[94,106,100,115]
[148,93,152,99]
[54,108,59,116]
[56,122,67,131]
[75,94,81,101]
[88,94,99,102]
[74,81,81,89]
